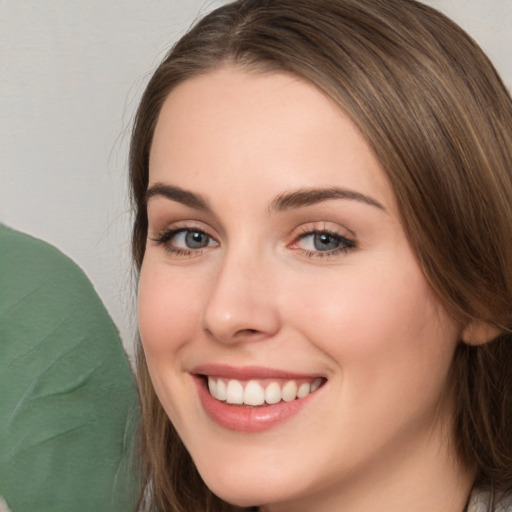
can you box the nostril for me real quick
[234,328,262,338]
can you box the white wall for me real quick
[0,0,227,357]
[1,1,510,358]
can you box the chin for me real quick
[203,475,268,508]
[197,454,324,511]
[194,459,291,508]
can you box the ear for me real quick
[461,320,502,346]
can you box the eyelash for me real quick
[150,225,356,259]
[150,227,217,257]
[291,227,356,259]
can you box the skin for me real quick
[138,67,475,511]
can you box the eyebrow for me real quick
[146,183,211,211]
[146,182,385,213]
[270,187,385,212]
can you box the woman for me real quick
[129,0,512,510]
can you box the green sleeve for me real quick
[0,225,140,512]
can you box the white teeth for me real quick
[208,377,227,401]
[297,382,311,398]
[216,379,227,400]
[282,381,298,402]
[226,379,244,404]
[244,380,265,406]
[208,378,217,396]
[311,378,322,392]
[265,382,282,404]
[207,376,324,405]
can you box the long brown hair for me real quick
[130,1,512,510]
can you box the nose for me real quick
[201,250,281,344]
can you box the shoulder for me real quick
[496,494,512,512]
[468,489,512,512]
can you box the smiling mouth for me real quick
[204,376,326,406]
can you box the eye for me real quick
[151,227,218,255]
[291,227,355,258]
[173,229,214,249]
[301,232,343,251]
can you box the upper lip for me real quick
[192,363,324,380]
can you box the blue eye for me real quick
[311,233,340,251]
[151,228,217,254]
[296,230,355,256]
[173,230,213,249]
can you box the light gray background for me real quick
[1,1,510,357]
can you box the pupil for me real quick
[186,231,207,248]
[314,233,339,251]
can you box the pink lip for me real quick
[192,364,324,433]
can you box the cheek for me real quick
[286,260,461,458]
[137,258,207,426]
[137,259,201,358]
[288,256,460,394]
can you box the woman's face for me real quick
[138,68,464,510]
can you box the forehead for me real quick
[149,67,395,211]
[150,68,344,156]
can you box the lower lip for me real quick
[194,377,320,433]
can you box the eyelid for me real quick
[291,221,354,241]
[288,222,356,259]
[149,221,219,257]
[149,218,217,239]
[146,201,223,236]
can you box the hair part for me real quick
[130,1,512,509]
